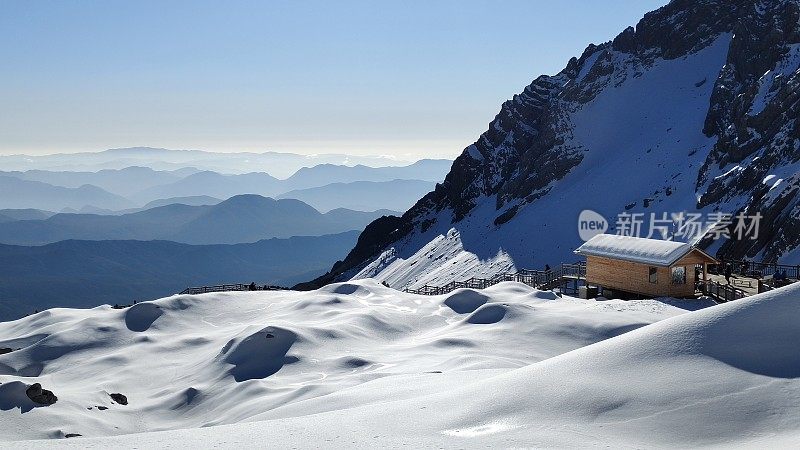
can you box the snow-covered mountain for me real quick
[303,0,800,291]
[1,281,799,447]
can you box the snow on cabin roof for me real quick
[575,234,701,267]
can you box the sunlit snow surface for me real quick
[0,279,727,445]
[2,281,800,447]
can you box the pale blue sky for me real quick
[1,0,666,158]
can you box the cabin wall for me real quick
[585,255,697,297]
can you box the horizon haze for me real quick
[1,0,665,158]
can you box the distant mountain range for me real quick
[142,195,221,209]
[0,176,136,211]
[0,194,397,245]
[131,170,283,203]
[1,166,198,197]
[277,179,436,212]
[0,209,55,223]
[0,147,421,177]
[0,149,448,319]
[280,160,452,189]
[0,231,359,321]
[0,159,450,212]
[54,196,222,216]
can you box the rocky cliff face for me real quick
[299,0,800,290]
[696,0,800,260]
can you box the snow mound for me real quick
[8,283,799,448]
[73,286,800,448]
[0,381,38,412]
[463,303,510,324]
[524,289,560,301]
[442,289,489,314]
[0,279,702,443]
[124,303,163,332]
[220,327,299,382]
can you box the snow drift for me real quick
[1,281,799,447]
[0,279,717,445]
[3,282,796,448]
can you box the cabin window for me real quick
[648,267,658,283]
[671,266,686,285]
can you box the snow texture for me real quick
[2,281,800,447]
[0,279,720,445]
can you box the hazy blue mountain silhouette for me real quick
[0,176,135,211]
[131,171,283,202]
[142,195,221,209]
[0,195,396,245]
[1,166,196,197]
[0,209,55,223]
[277,179,435,212]
[0,231,359,321]
[282,159,451,190]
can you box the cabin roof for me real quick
[574,234,715,267]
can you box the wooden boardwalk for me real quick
[403,262,587,296]
[174,259,797,304]
[403,259,797,303]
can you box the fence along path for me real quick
[176,259,795,302]
[179,284,284,295]
[403,262,586,296]
[404,259,797,303]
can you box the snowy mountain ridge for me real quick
[303,0,800,291]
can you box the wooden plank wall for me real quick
[585,255,698,297]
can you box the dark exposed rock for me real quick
[695,0,800,260]
[64,434,82,438]
[494,206,519,226]
[109,393,128,405]
[0,347,12,355]
[26,383,58,405]
[97,406,108,410]
[612,26,637,53]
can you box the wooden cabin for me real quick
[575,234,717,298]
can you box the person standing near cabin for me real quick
[724,264,733,285]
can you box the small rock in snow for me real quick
[110,393,128,405]
[26,383,58,405]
